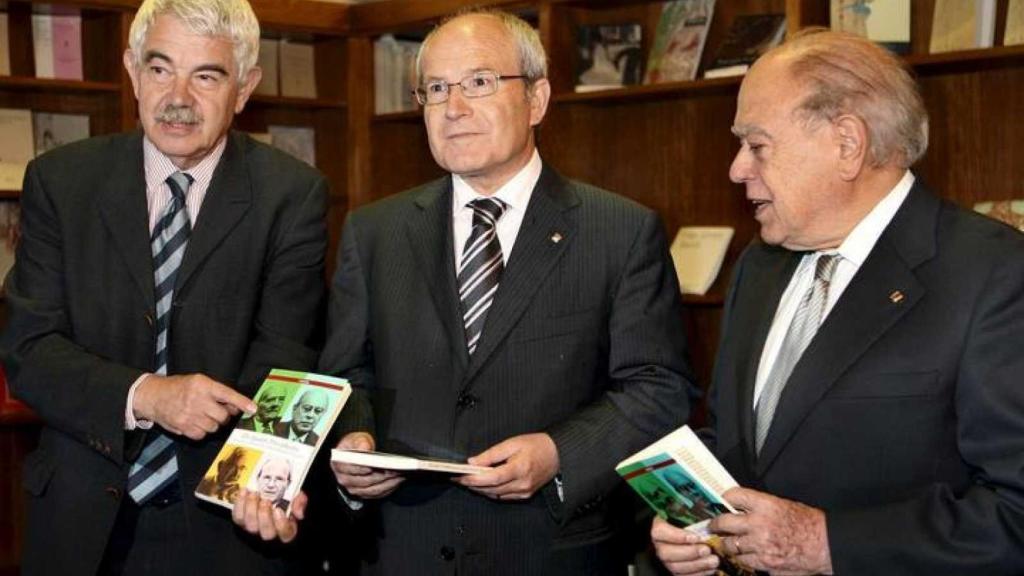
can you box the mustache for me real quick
[155,105,200,124]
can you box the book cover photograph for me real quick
[195,369,351,514]
[703,13,786,79]
[617,425,753,576]
[643,0,715,84]
[574,23,643,92]
[267,125,316,167]
[830,0,910,54]
[32,112,89,157]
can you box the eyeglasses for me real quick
[414,70,527,106]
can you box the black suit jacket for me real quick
[319,167,695,575]
[272,421,320,446]
[707,180,1024,574]
[0,131,327,576]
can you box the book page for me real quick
[195,369,351,514]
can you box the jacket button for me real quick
[455,525,465,536]
[439,546,455,561]
[456,393,478,409]
[105,487,122,500]
[144,313,154,327]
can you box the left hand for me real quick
[232,489,307,543]
[710,487,832,576]
[456,433,559,500]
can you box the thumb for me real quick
[339,432,375,451]
[722,486,758,512]
[469,438,517,466]
[291,490,308,521]
[210,381,257,414]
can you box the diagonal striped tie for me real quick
[127,171,193,505]
[458,198,506,355]
[754,254,840,454]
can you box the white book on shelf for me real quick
[279,40,317,99]
[33,112,90,157]
[373,35,391,114]
[1006,0,1024,46]
[255,38,279,96]
[930,0,996,53]
[268,125,315,167]
[0,108,34,190]
[670,226,734,295]
[0,13,11,76]
[32,15,55,79]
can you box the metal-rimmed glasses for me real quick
[413,70,527,106]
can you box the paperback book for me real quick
[703,14,786,79]
[929,0,996,54]
[32,112,89,157]
[830,0,911,54]
[670,226,733,295]
[0,108,34,190]
[195,369,351,514]
[331,449,492,475]
[617,425,753,576]
[644,0,715,84]
[575,23,643,92]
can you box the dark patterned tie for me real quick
[127,171,193,504]
[755,254,840,454]
[458,198,506,355]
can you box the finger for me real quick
[204,402,232,426]
[654,540,714,564]
[662,557,719,576]
[339,432,374,451]
[257,499,277,541]
[468,438,517,467]
[342,470,398,489]
[457,461,517,488]
[722,486,760,512]
[350,475,404,499]
[209,382,257,415]
[652,517,703,544]
[231,489,249,525]
[272,506,297,543]
[243,491,262,534]
[708,512,749,536]
[291,491,308,521]
[332,462,375,477]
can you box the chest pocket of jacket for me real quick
[510,307,603,344]
[828,370,940,399]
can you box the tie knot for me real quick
[469,197,506,225]
[166,172,194,202]
[815,254,840,283]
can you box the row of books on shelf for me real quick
[574,0,1024,93]
[0,10,83,80]
[254,38,319,99]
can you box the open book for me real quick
[331,448,492,475]
[195,369,351,514]
[617,425,754,576]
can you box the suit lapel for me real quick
[755,182,938,475]
[406,177,468,370]
[176,133,252,292]
[97,133,154,306]
[464,167,577,385]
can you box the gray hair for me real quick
[772,28,928,168]
[416,9,548,85]
[128,0,261,81]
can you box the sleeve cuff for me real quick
[125,373,154,431]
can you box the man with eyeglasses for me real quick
[320,8,695,576]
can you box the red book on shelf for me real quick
[0,364,34,421]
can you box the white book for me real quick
[670,226,734,295]
[373,35,391,114]
[0,108,35,190]
[254,38,279,96]
[279,40,317,99]
[701,64,748,79]
[1006,0,1024,46]
[930,0,997,53]
[332,449,493,475]
[32,112,90,157]
[0,13,11,76]
[32,15,55,79]
[268,125,315,167]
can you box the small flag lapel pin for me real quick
[551,232,563,243]
[889,290,905,304]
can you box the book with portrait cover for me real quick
[574,23,643,92]
[195,369,351,514]
[616,425,754,576]
[644,0,715,84]
[703,13,786,79]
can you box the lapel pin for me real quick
[550,232,563,244]
[889,290,905,304]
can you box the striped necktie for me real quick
[127,171,193,504]
[755,254,840,454]
[458,198,506,355]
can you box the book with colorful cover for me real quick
[644,0,716,84]
[575,23,643,92]
[617,425,754,576]
[830,0,911,54]
[195,369,351,514]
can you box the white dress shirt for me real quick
[752,170,915,407]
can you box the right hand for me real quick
[651,516,720,576]
[330,432,404,499]
[133,373,256,440]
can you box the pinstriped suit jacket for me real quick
[320,165,696,575]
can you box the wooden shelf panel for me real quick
[0,190,21,199]
[906,44,1024,72]
[249,94,347,110]
[0,75,121,93]
[682,292,725,307]
[553,75,742,104]
[372,109,422,123]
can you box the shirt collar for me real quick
[833,170,914,267]
[143,136,226,193]
[452,148,542,213]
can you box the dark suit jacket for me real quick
[236,415,279,434]
[272,421,320,446]
[319,166,695,576]
[706,180,1024,574]
[0,131,328,576]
